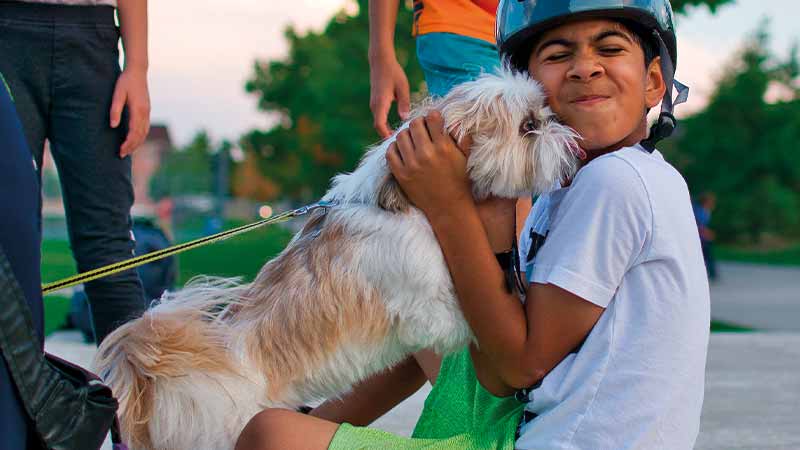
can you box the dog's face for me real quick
[439,66,580,199]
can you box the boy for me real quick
[236,1,710,448]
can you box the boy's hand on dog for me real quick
[387,111,472,219]
[387,111,516,252]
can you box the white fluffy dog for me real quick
[94,66,579,450]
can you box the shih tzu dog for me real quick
[94,65,580,450]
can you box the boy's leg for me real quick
[47,5,145,343]
[236,409,340,450]
[705,241,717,280]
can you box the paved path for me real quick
[695,332,800,450]
[711,262,800,331]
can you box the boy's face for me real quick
[527,19,666,152]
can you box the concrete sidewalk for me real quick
[711,262,800,331]
[696,332,800,450]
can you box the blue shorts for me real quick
[416,32,500,97]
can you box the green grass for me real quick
[41,226,294,335]
[43,295,71,336]
[717,244,800,267]
[710,320,754,333]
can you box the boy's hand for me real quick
[386,111,472,219]
[370,55,411,138]
[110,68,150,158]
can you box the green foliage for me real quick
[149,131,215,201]
[672,0,735,14]
[717,243,800,266]
[663,25,800,243]
[243,0,424,202]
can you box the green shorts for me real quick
[328,348,524,450]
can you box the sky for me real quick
[145,0,798,147]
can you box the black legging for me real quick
[0,77,44,450]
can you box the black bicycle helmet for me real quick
[496,0,689,150]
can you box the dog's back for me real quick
[94,279,266,450]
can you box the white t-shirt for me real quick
[516,145,710,450]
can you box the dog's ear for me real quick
[438,79,506,145]
[376,173,410,213]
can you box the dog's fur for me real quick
[94,66,579,450]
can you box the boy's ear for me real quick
[645,56,667,109]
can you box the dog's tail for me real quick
[94,277,265,450]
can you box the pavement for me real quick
[709,262,800,332]
[44,261,800,449]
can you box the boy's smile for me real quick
[527,19,666,155]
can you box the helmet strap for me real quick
[641,31,690,152]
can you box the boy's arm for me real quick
[387,112,604,396]
[368,0,410,138]
[113,0,150,157]
[426,195,603,395]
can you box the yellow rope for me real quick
[41,201,336,295]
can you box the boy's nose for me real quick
[566,54,604,82]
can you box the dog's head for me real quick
[371,65,580,212]
[437,65,580,199]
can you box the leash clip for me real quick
[293,200,339,217]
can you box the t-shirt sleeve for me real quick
[529,156,653,308]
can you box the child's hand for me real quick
[110,68,150,158]
[369,55,411,138]
[386,111,473,221]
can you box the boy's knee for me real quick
[235,409,297,450]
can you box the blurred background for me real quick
[37,1,799,448]
[37,0,799,325]
[39,0,799,331]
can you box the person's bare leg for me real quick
[235,409,340,450]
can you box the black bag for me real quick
[0,247,125,450]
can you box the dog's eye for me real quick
[520,117,541,135]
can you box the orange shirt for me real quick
[412,0,498,45]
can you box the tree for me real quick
[242,0,423,202]
[243,0,735,203]
[663,24,800,243]
[150,131,216,201]
[672,0,735,13]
